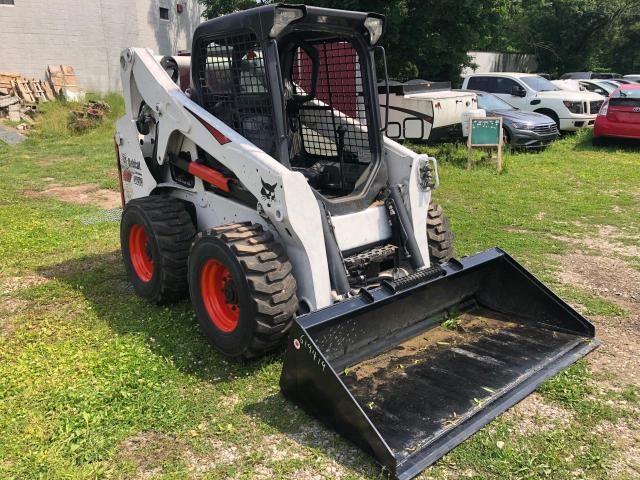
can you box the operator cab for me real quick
[190,4,387,214]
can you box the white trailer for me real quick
[380,82,478,142]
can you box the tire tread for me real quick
[194,223,297,358]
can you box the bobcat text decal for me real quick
[295,335,326,372]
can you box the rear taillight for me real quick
[598,99,609,116]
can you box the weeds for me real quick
[0,99,638,479]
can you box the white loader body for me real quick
[116,48,436,311]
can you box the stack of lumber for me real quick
[0,72,55,104]
[0,65,83,128]
[47,65,83,101]
[0,72,54,126]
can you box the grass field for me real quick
[0,97,638,480]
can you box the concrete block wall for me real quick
[0,0,203,92]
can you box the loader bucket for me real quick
[280,248,598,480]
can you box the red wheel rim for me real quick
[200,259,240,333]
[129,224,154,282]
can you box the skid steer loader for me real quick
[115,5,598,479]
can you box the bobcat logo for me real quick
[260,178,277,206]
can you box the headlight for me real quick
[563,101,584,114]
[270,6,305,38]
[512,122,532,130]
[364,16,384,45]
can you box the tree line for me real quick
[198,0,640,80]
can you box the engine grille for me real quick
[532,123,558,135]
[590,100,603,114]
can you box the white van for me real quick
[461,73,604,131]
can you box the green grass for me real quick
[1,99,639,479]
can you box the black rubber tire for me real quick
[503,127,512,145]
[121,196,196,304]
[188,222,298,359]
[427,203,454,263]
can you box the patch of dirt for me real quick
[289,423,364,474]
[552,253,640,308]
[24,183,121,209]
[551,225,640,259]
[504,393,574,435]
[0,275,49,295]
[182,437,240,474]
[346,315,516,382]
[290,467,324,480]
[253,464,274,479]
[596,419,640,478]
[550,252,640,385]
[261,434,305,462]
[118,432,181,479]
[119,431,245,479]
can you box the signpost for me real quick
[467,117,503,172]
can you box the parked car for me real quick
[560,71,621,80]
[551,79,586,91]
[593,84,640,145]
[461,73,604,131]
[555,79,615,97]
[470,91,559,148]
[611,78,639,85]
[600,80,623,90]
[579,80,618,96]
[623,74,640,82]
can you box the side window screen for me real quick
[289,40,371,164]
[198,34,274,154]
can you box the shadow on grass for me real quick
[39,251,385,477]
[37,250,278,381]
[571,129,640,152]
[244,393,385,479]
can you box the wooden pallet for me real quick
[47,64,80,96]
[0,72,56,103]
[11,78,35,103]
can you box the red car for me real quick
[593,84,640,144]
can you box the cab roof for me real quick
[193,4,380,43]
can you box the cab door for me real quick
[492,77,528,109]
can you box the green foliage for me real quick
[499,0,640,75]
[302,0,511,81]
[197,0,269,18]
[197,0,640,79]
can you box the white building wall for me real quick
[0,0,203,92]
[462,51,538,77]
